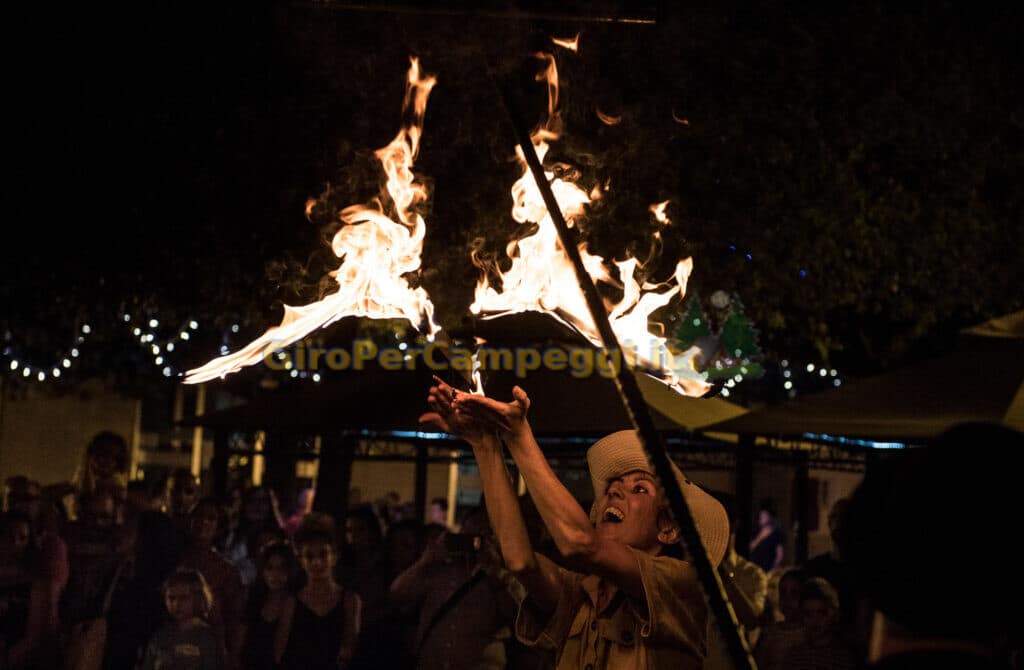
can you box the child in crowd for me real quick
[755,567,807,670]
[274,514,361,670]
[783,576,856,670]
[241,541,297,670]
[140,568,225,670]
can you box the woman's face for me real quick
[190,504,220,545]
[5,521,31,556]
[800,597,836,636]
[244,490,272,524]
[89,450,120,479]
[345,516,371,549]
[262,553,290,591]
[299,540,336,580]
[164,583,198,622]
[172,479,199,515]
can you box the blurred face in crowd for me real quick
[4,520,31,557]
[190,502,220,547]
[429,502,446,525]
[245,488,274,525]
[800,597,837,638]
[171,477,199,516]
[8,490,41,521]
[164,583,199,622]
[89,447,121,481]
[299,539,336,581]
[262,552,291,591]
[345,516,371,549]
[758,509,774,527]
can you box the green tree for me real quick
[675,295,711,350]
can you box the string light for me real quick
[2,311,213,384]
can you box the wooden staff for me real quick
[492,73,758,670]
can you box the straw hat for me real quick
[587,430,729,567]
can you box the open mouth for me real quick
[603,506,625,523]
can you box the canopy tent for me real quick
[703,311,1024,442]
[181,314,746,520]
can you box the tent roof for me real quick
[704,314,1024,441]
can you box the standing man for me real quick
[421,378,729,669]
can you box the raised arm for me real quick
[454,387,658,601]
[420,378,561,611]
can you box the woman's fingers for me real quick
[456,403,512,432]
[418,412,449,433]
[511,385,531,412]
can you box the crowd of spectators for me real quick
[2,421,1021,669]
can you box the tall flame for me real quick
[186,58,439,384]
[472,48,709,396]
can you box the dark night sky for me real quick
[3,2,1022,391]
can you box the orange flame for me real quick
[596,109,622,125]
[471,53,709,396]
[186,58,439,384]
[671,109,690,125]
[649,200,670,225]
[552,34,580,52]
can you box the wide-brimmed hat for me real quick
[587,430,729,567]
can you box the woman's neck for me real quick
[305,575,338,591]
[174,616,203,630]
[265,588,289,603]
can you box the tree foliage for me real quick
[2,2,1021,398]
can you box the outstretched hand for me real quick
[419,376,532,445]
[418,376,490,446]
[452,384,531,437]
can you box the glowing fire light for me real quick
[471,44,709,397]
[186,58,439,384]
[671,109,691,126]
[552,33,580,52]
[596,109,623,125]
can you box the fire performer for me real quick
[420,377,729,669]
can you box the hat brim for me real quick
[587,430,729,567]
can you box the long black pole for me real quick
[493,76,757,670]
